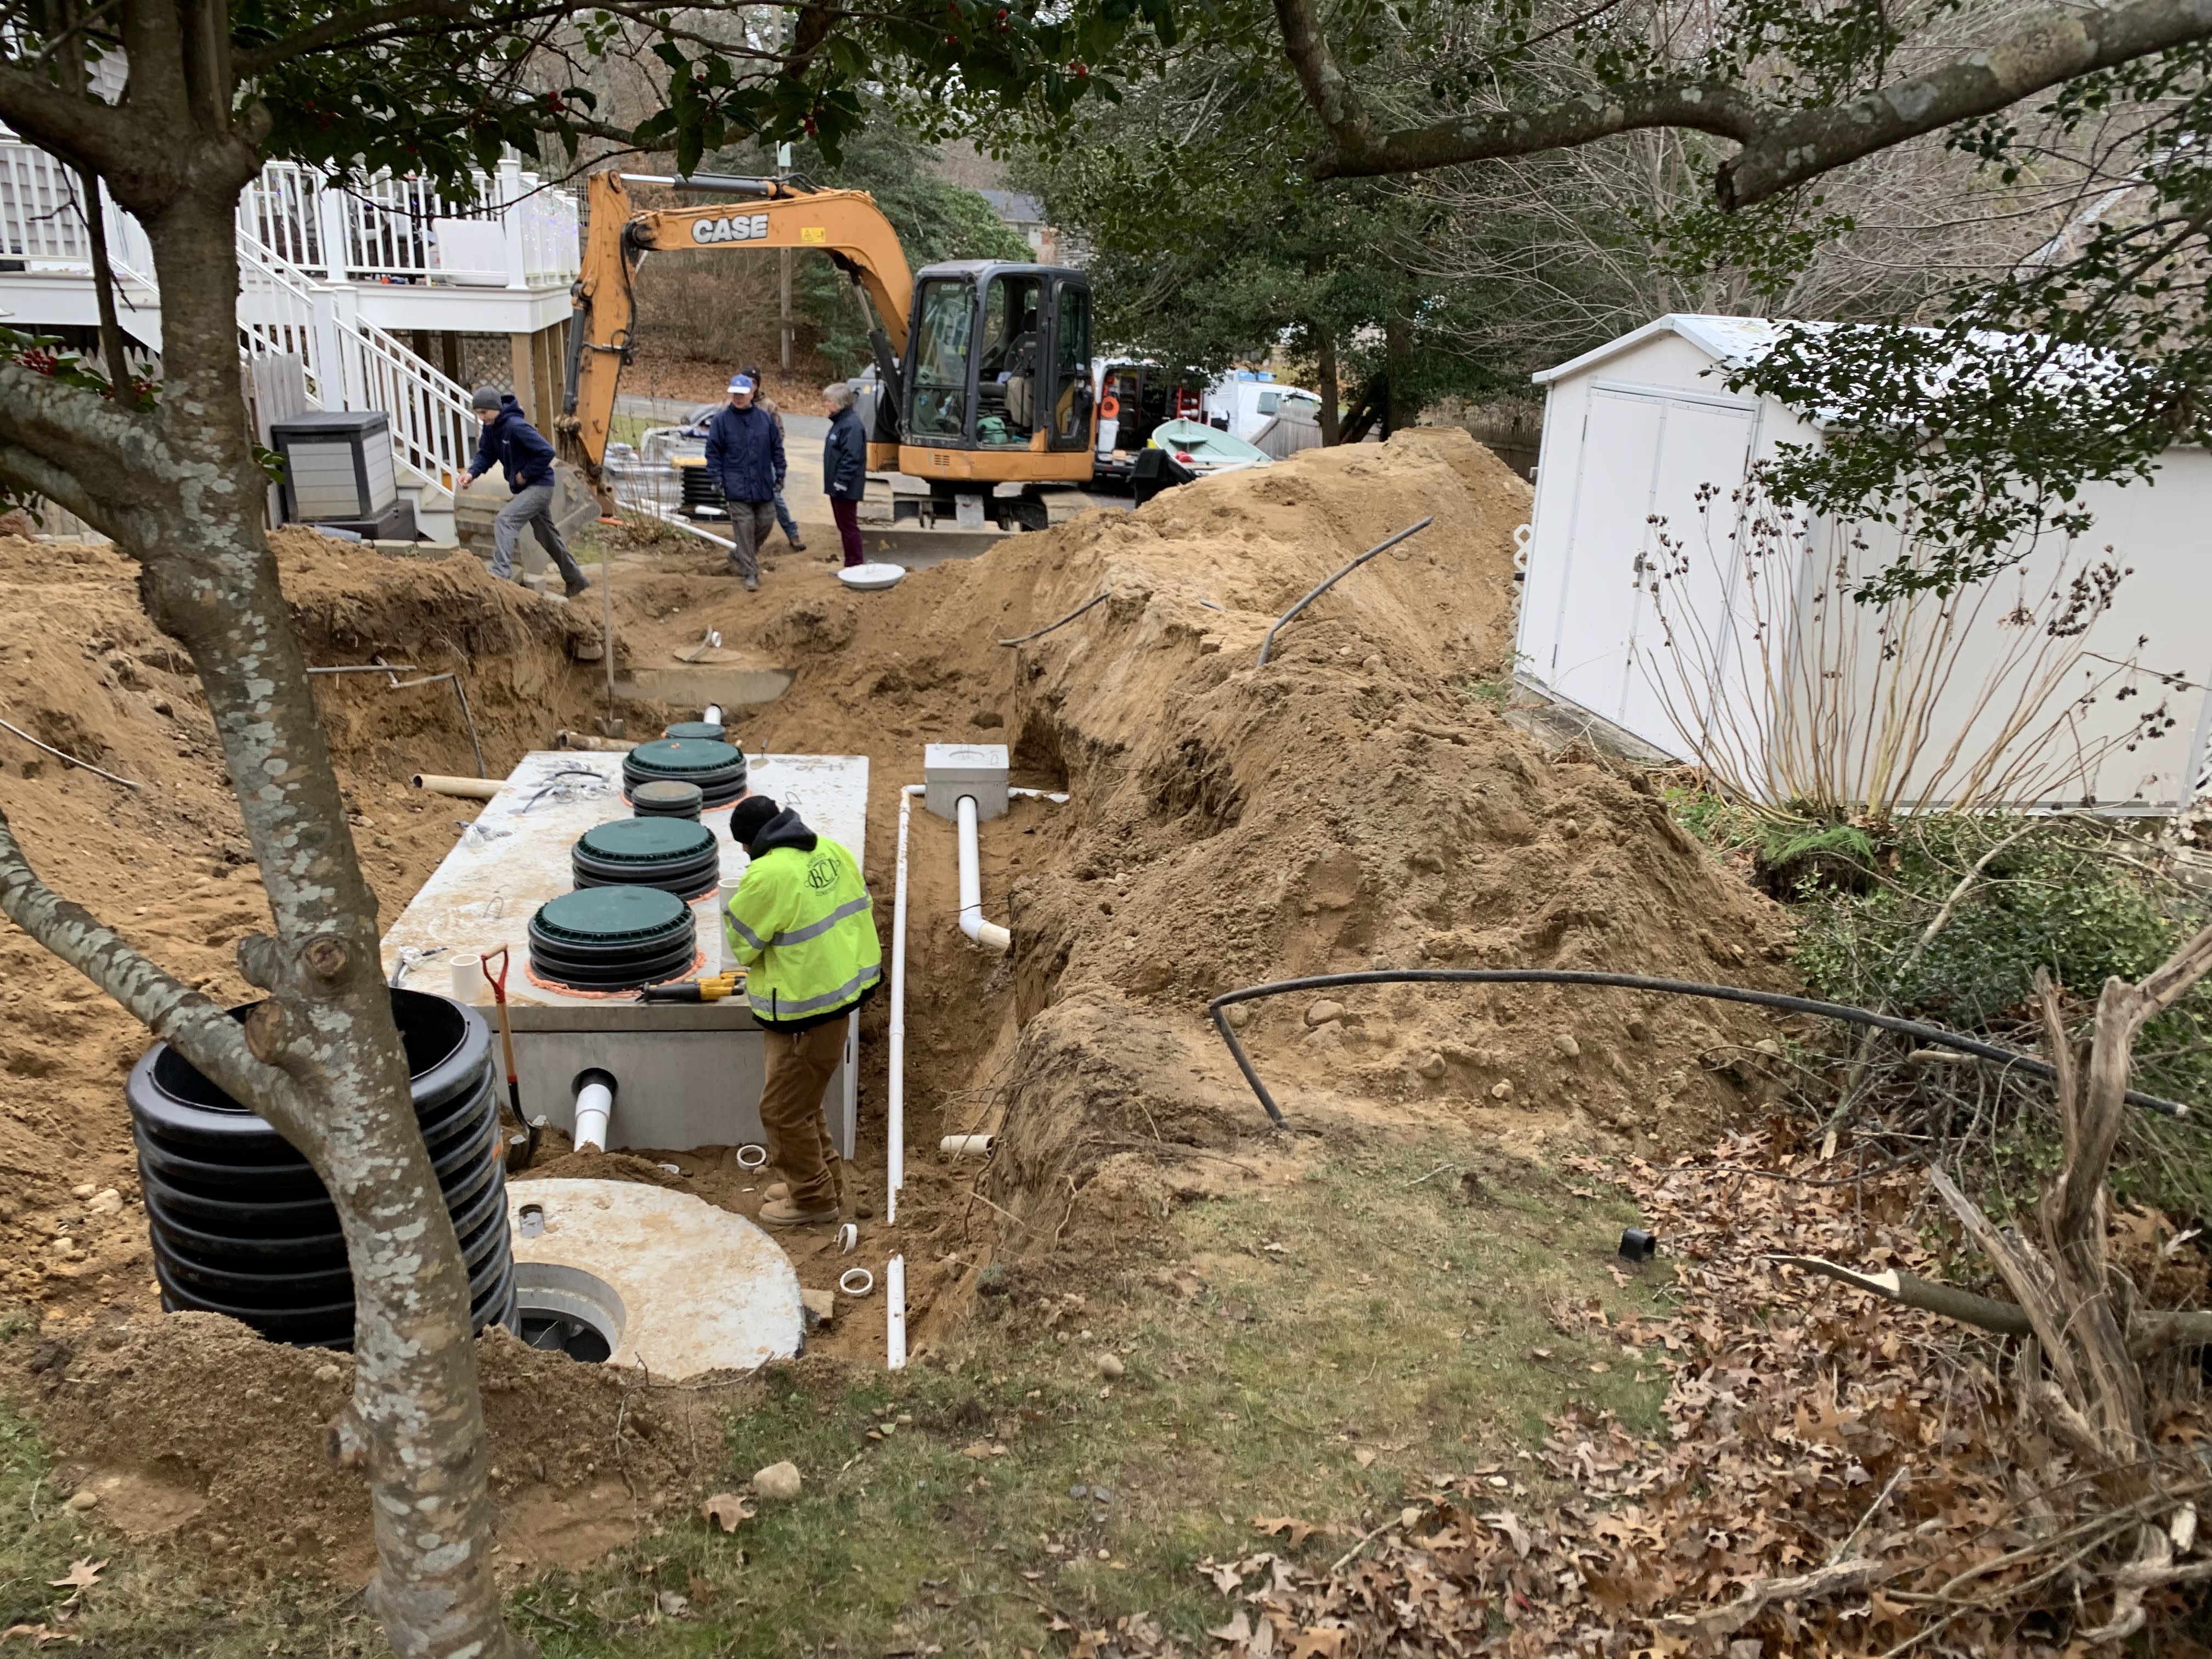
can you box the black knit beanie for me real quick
[728,794,780,847]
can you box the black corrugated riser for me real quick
[127,990,515,1350]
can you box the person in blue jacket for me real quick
[703,374,786,591]
[743,365,808,555]
[821,381,868,568]
[458,388,590,597]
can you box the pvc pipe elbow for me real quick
[962,915,1011,952]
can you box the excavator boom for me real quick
[559,171,912,477]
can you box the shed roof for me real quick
[1531,314,1780,385]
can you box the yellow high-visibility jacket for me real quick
[723,810,881,1030]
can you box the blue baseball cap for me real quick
[728,374,755,394]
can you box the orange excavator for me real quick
[559,170,1097,521]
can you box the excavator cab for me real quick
[896,262,1095,488]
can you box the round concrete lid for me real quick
[505,1180,804,1378]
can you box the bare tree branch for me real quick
[1651,1558,1891,1643]
[1720,0,2212,208]
[0,63,137,178]
[232,0,475,74]
[2128,1308,2212,1358]
[0,437,116,532]
[1278,0,2212,216]
[0,805,307,1135]
[1771,1252,2035,1337]
[0,357,160,507]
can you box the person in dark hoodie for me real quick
[821,380,868,568]
[723,793,882,1226]
[459,387,591,597]
[703,373,786,591]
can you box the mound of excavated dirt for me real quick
[0,531,602,1325]
[26,1312,744,1582]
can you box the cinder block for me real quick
[925,742,1009,821]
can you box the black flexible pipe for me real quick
[1000,591,1109,646]
[1204,969,2192,1127]
[1256,516,1434,666]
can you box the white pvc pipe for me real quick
[573,1077,614,1153]
[890,784,923,1229]
[703,703,724,725]
[887,1254,907,1369]
[956,794,1012,952]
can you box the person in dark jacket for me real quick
[743,365,807,554]
[821,381,869,569]
[458,388,590,597]
[703,374,786,591]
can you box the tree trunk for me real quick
[0,176,520,1657]
[1317,331,1341,445]
[1383,314,1414,436]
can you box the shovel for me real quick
[481,945,538,1167]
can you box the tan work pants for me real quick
[758,1019,845,1211]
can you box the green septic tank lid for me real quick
[532,884,690,945]
[663,721,727,741]
[627,737,742,777]
[574,817,716,865]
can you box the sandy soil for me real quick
[0,429,1792,1589]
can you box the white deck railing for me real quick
[0,136,578,290]
[240,156,579,287]
[0,133,579,508]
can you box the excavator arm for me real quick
[558,170,914,484]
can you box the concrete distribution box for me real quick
[270,409,399,523]
[924,742,1008,821]
[379,750,871,1155]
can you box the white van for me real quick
[1204,373,1324,443]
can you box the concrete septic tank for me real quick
[506,1180,804,1375]
[381,749,870,1154]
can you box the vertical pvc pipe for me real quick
[573,1072,615,1153]
[956,794,1011,952]
[890,785,922,1228]
[886,1254,907,1369]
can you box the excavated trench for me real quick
[0,430,1797,1583]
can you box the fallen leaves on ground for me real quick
[43,1562,101,1593]
[1160,1132,2212,1657]
[698,1493,754,1533]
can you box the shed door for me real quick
[1547,386,1757,755]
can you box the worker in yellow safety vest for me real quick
[723,793,882,1226]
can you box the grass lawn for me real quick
[0,1134,1668,1655]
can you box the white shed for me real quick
[1517,314,2212,817]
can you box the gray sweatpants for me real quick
[725,500,776,580]
[492,482,586,588]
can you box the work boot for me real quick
[564,577,592,599]
[787,536,808,552]
[760,1182,789,1203]
[758,1194,837,1227]
[744,574,760,592]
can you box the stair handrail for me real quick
[237,224,475,496]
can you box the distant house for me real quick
[977,189,1087,267]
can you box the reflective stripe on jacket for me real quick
[723,816,881,1031]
